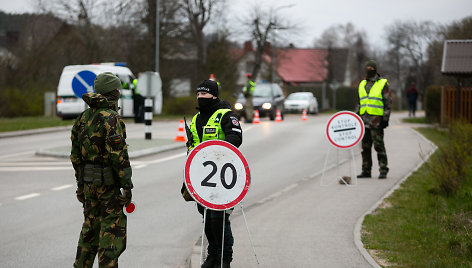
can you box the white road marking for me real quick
[0,151,35,160]
[51,184,73,191]
[282,183,298,192]
[146,152,186,165]
[15,193,40,200]
[134,165,147,169]
[0,162,71,167]
[0,166,70,172]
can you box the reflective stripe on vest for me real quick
[358,79,387,116]
[188,108,232,152]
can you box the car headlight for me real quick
[234,103,243,110]
[262,103,272,109]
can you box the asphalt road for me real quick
[0,114,366,267]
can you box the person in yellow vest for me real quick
[242,73,256,123]
[132,73,144,123]
[355,60,392,179]
[188,80,242,268]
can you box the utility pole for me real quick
[155,0,160,73]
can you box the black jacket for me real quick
[195,99,242,148]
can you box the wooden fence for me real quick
[441,86,472,125]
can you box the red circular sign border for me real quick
[326,111,364,149]
[184,140,251,210]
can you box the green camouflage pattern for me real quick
[70,93,133,189]
[74,184,127,268]
[361,127,389,174]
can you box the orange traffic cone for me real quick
[252,110,260,124]
[275,109,283,122]
[301,109,308,121]
[174,119,186,142]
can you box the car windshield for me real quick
[287,94,310,100]
[253,85,273,97]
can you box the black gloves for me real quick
[120,188,132,206]
[76,187,85,204]
[380,120,389,128]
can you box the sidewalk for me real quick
[189,112,436,268]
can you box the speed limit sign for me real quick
[184,140,251,210]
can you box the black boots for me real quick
[357,172,371,178]
[378,172,387,179]
[201,256,231,268]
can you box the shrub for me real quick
[428,120,472,196]
[425,85,441,123]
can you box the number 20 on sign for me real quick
[184,140,251,210]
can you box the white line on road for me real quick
[134,165,147,169]
[0,161,71,167]
[15,193,40,200]
[0,166,70,172]
[146,152,186,165]
[51,184,73,191]
[0,150,35,160]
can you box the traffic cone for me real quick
[252,110,260,124]
[301,109,308,121]
[174,119,187,142]
[275,109,283,122]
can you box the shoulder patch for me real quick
[230,116,240,127]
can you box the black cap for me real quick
[196,80,219,97]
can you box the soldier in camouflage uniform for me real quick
[355,60,391,179]
[71,72,133,267]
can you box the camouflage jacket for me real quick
[70,93,133,189]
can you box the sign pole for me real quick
[200,208,207,266]
[144,98,153,140]
[240,202,260,265]
[220,212,225,268]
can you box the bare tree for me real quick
[181,0,224,78]
[243,5,295,81]
[385,20,440,103]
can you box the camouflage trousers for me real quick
[361,127,389,174]
[74,184,127,268]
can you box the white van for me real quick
[56,64,136,119]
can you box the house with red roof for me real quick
[232,41,351,90]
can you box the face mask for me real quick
[198,97,217,108]
[367,70,376,78]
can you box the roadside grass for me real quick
[362,127,472,267]
[402,116,430,124]
[0,116,74,132]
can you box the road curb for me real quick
[353,127,437,268]
[36,143,185,159]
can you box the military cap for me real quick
[94,72,121,94]
[365,60,377,70]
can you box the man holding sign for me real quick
[187,79,242,268]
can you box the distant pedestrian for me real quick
[406,82,419,117]
[71,72,133,268]
[355,60,392,179]
[132,72,144,123]
[243,73,255,123]
[186,79,243,268]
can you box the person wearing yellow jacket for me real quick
[355,60,392,179]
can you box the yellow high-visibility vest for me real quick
[188,108,231,153]
[358,79,388,116]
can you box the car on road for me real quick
[284,92,319,114]
[234,83,285,121]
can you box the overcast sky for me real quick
[1,0,471,48]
